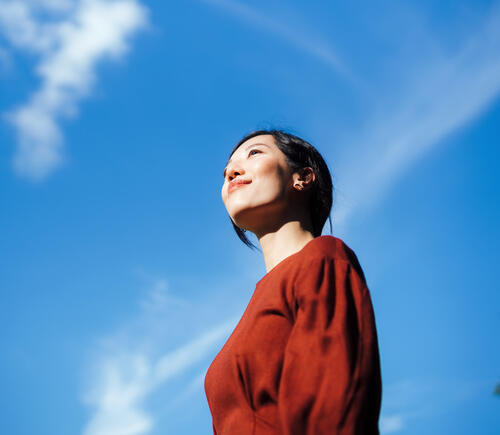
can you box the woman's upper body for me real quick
[204,235,382,434]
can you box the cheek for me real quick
[255,160,290,193]
[256,159,284,180]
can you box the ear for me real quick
[292,167,315,191]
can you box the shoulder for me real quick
[288,236,371,317]
[297,235,367,285]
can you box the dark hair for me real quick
[226,129,334,251]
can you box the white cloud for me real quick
[82,276,240,435]
[0,2,54,52]
[82,321,238,435]
[0,0,148,180]
[82,353,153,435]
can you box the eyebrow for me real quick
[223,142,271,177]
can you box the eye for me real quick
[248,148,261,157]
[223,149,261,178]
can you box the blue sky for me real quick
[0,0,499,434]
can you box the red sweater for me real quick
[204,235,382,434]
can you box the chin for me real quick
[228,205,258,230]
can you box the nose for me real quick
[226,162,245,181]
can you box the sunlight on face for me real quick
[221,134,295,232]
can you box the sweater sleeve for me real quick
[277,256,381,435]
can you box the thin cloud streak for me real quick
[153,321,236,385]
[202,0,359,86]
[378,377,494,434]
[0,0,148,181]
[83,317,237,435]
[82,276,239,435]
[332,4,500,227]
[202,1,500,228]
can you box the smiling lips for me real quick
[228,179,251,194]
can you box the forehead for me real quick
[227,134,277,163]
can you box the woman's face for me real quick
[221,134,297,233]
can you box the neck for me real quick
[257,222,315,273]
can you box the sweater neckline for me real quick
[255,235,333,288]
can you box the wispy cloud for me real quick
[380,414,404,434]
[0,0,148,180]
[82,352,153,435]
[82,275,239,435]
[201,0,359,85]
[332,3,500,227]
[379,377,495,434]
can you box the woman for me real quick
[204,130,382,434]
